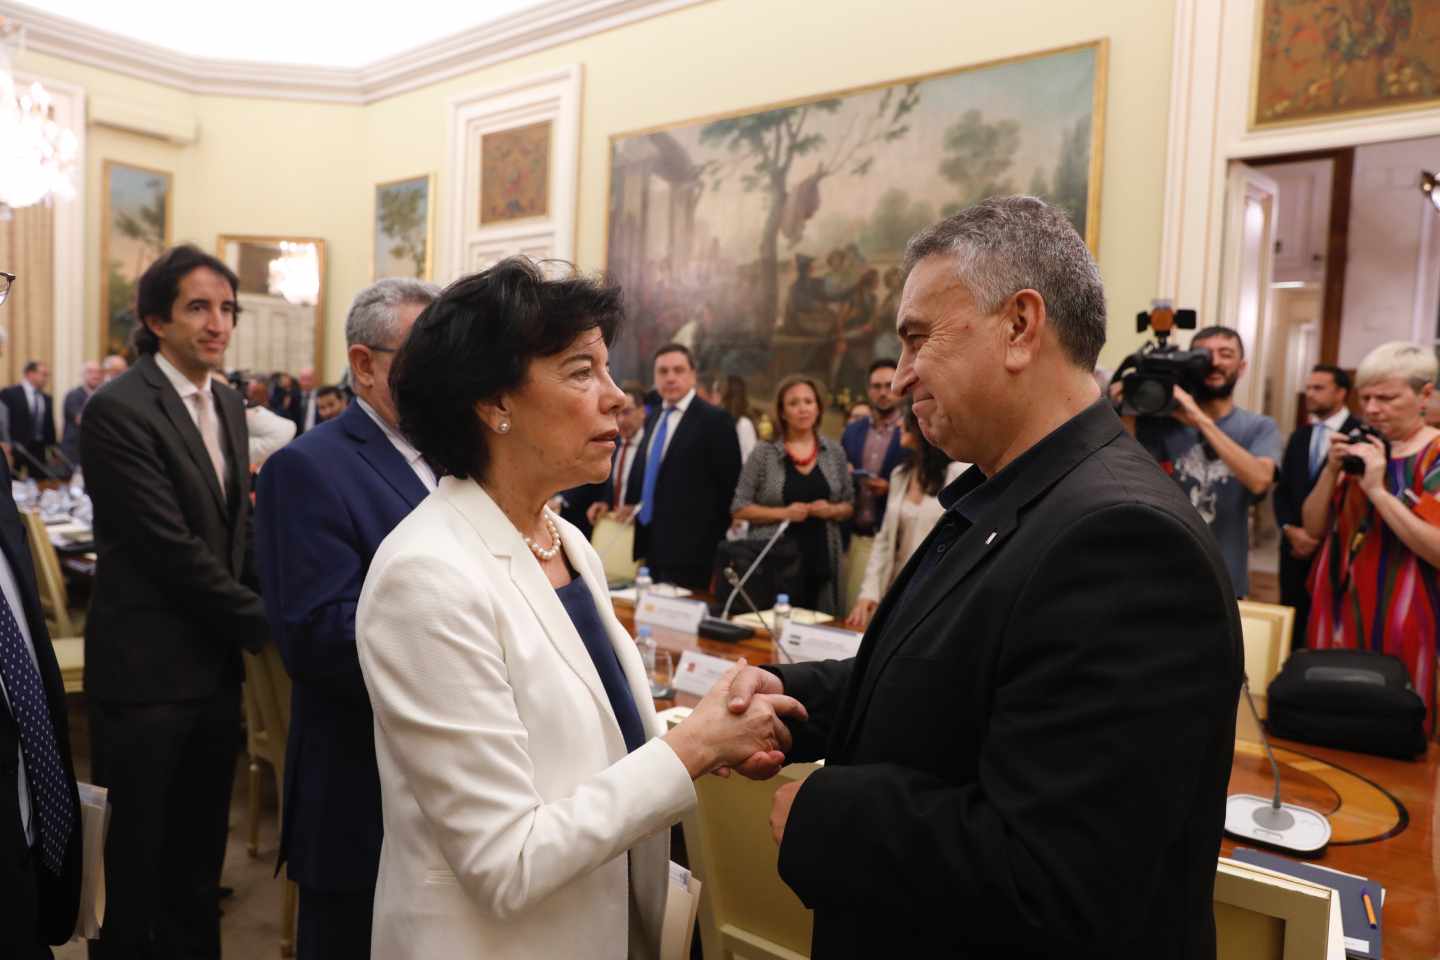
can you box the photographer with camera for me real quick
[1301,341,1440,733]
[1115,325,1281,597]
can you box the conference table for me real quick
[613,601,1440,959]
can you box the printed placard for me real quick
[634,594,707,634]
[674,650,735,697]
[778,621,862,664]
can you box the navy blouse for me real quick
[554,577,647,754]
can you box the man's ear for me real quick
[1003,289,1047,373]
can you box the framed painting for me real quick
[373,174,434,280]
[604,41,1106,408]
[1254,0,1440,128]
[480,121,551,224]
[100,161,172,357]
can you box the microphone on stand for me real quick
[696,519,792,643]
[724,566,792,662]
[1223,675,1331,855]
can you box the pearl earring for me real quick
[498,420,511,434]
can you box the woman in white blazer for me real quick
[357,260,806,960]
[845,404,968,629]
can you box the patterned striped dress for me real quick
[1306,435,1440,735]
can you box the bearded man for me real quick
[1128,325,1281,597]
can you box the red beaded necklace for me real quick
[785,436,819,468]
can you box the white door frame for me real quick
[1159,0,1440,338]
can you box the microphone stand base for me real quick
[697,617,755,643]
[1224,794,1331,857]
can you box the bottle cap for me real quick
[637,626,652,637]
[637,566,650,577]
[776,594,790,604]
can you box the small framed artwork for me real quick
[373,174,434,280]
[1253,0,1440,127]
[101,161,173,356]
[480,121,551,224]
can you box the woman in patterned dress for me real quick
[1302,341,1440,734]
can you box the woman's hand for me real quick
[845,598,878,630]
[662,659,808,779]
[781,502,810,523]
[1324,433,1351,475]
[1350,435,1388,495]
[806,500,836,520]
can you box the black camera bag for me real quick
[1266,649,1427,760]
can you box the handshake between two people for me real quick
[660,659,801,782]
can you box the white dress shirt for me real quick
[303,390,318,432]
[0,544,41,845]
[246,405,297,467]
[154,352,229,482]
[356,397,438,493]
[645,388,694,465]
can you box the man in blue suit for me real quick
[256,277,438,959]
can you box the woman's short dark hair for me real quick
[390,257,623,480]
[133,244,241,356]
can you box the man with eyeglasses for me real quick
[0,265,84,958]
[255,276,438,959]
[839,358,908,604]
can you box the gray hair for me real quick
[345,277,440,349]
[903,195,1106,369]
[1356,341,1438,391]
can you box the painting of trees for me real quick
[101,163,172,356]
[373,177,432,280]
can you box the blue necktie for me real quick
[638,406,675,526]
[1309,424,1328,479]
[0,591,72,874]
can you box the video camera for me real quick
[1112,300,1212,417]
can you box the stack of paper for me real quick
[730,607,833,629]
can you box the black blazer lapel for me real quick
[140,356,228,513]
[342,404,427,508]
[215,386,249,515]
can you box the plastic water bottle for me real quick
[771,593,792,639]
[637,625,656,676]
[634,566,653,607]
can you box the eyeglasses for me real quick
[0,272,13,307]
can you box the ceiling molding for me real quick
[2,0,709,105]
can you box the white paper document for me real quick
[71,782,111,941]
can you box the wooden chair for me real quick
[20,509,84,692]
[1213,857,1342,959]
[1237,600,1295,717]
[682,761,817,960]
[242,643,299,957]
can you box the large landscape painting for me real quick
[101,161,172,357]
[605,42,1106,407]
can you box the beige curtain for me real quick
[0,202,56,387]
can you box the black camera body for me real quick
[1341,424,1390,476]
[1114,302,1212,417]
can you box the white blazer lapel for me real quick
[562,521,664,738]
[441,479,621,746]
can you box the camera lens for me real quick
[1128,379,1171,416]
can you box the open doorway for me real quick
[1224,136,1440,602]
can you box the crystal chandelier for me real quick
[0,18,78,216]
[267,242,320,306]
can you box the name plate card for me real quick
[634,595,707,634]
[778,621,863,664]
[674,650,735,697]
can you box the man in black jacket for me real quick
[0,268,82,959]
[82,244,268,959]
[625,343,741,589]
[729,198,1243,958]
[1274,364,1358,641]
[1,360,57,475]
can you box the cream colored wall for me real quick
[22,0,1175,379]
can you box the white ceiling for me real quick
[23,0,552,68]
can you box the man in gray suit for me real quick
[59,361,101,468]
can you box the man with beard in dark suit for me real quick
[728,198,1243,959]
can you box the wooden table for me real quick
[616,601,1440,957]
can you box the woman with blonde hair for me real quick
[1302,340,1440,733]
[731,375,854,612]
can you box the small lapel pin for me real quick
[985,531,997,545]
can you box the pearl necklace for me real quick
[524,508,562,562]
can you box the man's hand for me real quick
[727,664,792,780]
[585,502,608,526]
[770,780,802,845]
[1170,385,1206,428]
[862,477,889,496]
[1282,524,1320,559]
[612,504,636,524]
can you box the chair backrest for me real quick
[242,643,293,801]
[20,508,74,637]
[592,516,639,583]
[1213,857,1341,960]
[682,762,816,960]
[1238,600,1295,710]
